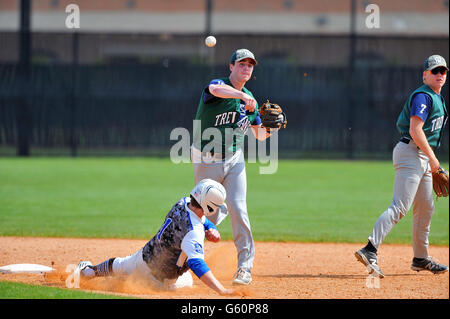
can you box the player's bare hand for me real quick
[241,93,256,112]
[220,288,241,296]
[430,157,440,173]
[205,228,220,242]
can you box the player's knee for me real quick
[112,256,135,275]
[422,201,434,213]
[390,200,410,220]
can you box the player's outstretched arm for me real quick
[209,84,256,112]
[187,258,238,296]
[199,270,237,296]
[209,83,244,99]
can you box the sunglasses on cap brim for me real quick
[430,67,448,75]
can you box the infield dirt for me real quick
[0,236,448,299]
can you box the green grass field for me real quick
[0,157,448,298]
[1,157,448,244]
[0,281,129,299]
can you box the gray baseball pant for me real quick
[192,147,255,270]
[368,140,434,259]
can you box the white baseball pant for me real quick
[192,146,255,270]
[368,140,434,258]
[112,249,193,290]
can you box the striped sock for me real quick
[364,241,377,254]
[81,266,95,278]
[93,258,115,277]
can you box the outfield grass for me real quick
[0,281,129,299]
[0,158,448,245]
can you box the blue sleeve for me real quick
[202,79,225,104]
[252,111,262,125]
[187,258,210,278]
[203,218,217,231]
[410,93,432,122]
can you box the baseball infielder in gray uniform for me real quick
[191,49,272,285]
[355,55,449,277]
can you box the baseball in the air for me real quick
[205,35,216,47]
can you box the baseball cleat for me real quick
[232,268,252,285]
[75,260,95,278]
[410,257,449,274]
[355,248,385,278]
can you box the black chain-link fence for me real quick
[0,32,448,159]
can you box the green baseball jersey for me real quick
[193,77,260,154]
[397,84,448,148]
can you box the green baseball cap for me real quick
[230,49,258,65]
[423,55,448,71]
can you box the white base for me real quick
[0,263,55,274]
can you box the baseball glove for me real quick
[432,167,449,197]
[259,100,287,131]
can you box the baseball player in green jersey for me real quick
[191,49,273,285]
[355,55,449,278]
